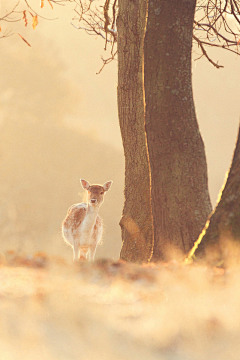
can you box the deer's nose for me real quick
[90,199,97,204]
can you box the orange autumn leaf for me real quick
[0,26,1,32]
[237,39,240,45]
[40,0,44,8]
[47,0,53,9]
[23,10,28,27]
[32,15,38,30]
[17,33,31,47]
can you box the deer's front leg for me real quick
[73,241,79,262]
[88,243,97,262]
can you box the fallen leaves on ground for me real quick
[0,251,239,360]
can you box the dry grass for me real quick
[0,252,240,360]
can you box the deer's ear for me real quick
[80,179,90,190]
[103,181,113,192]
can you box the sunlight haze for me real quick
[0,0,240,259]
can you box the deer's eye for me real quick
[100,191,104,195]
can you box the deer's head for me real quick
[80,179,112,207]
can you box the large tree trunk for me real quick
[144,0,212,261]
[117,0,153,262]
[187,125,240,266]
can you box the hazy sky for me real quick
[1,0,240,207]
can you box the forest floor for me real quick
[0,251,240,360]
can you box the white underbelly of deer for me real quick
[62,179,112,262]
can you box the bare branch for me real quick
[194,20,239,45]
[103,0,110,50]
[193,34,224,68]
[194,0,240,67]
[96,50,117,75]
[111,0,117,31]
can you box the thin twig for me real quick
[193,34,224,68]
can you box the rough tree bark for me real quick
[144,0,212,261]
[117,0,153,262]
[187,125,240,266]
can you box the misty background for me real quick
[0,2,239,260]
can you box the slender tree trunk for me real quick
[187,125,240,265]
[117,0,153,262]
[144,0,212,261]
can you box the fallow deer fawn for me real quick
[62,179,112,262]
